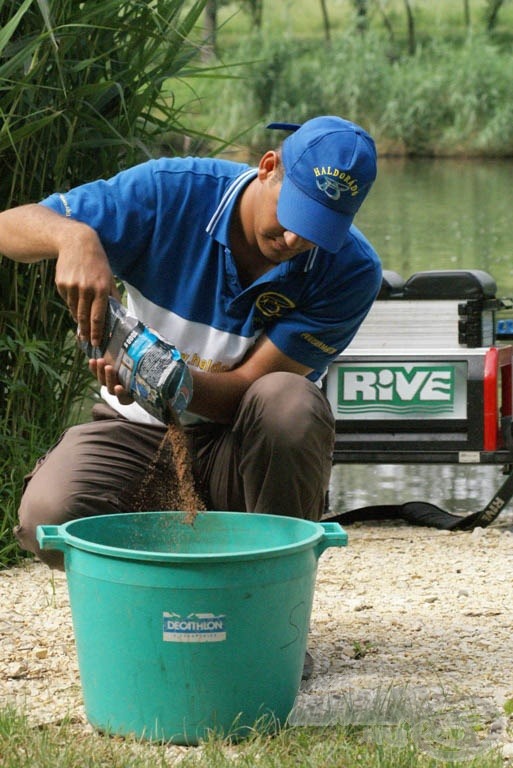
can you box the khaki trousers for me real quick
[14,372,335,569]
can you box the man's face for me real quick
[254,176,316,264]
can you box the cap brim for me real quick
[277,174,353,254]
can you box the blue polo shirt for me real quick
[41,156,381,423]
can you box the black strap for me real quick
[324,468,513,531]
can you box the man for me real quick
[0,115,382,569]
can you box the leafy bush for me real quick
[203,30,513,158]
[382,35,513,155]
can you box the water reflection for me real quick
[330,463,513,524]
[355,157,513,296]
[329,158,513,526]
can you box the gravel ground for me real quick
[2,519,513,761]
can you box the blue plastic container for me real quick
[37,511,347,744]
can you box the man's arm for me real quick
[94,334,313,424]
[0,204,114,347]
[188,335,313,423]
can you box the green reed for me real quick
[0,0,210,567]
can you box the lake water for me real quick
[357,157,513,296]
[329,157,513,524]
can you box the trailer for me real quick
[324,269,513,529]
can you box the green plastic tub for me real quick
[37,511,347,745]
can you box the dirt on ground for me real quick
[2,518,513,761]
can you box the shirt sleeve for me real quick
[266,235,382,380]
[39,160,160,274]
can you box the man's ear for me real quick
[257,150,280,181]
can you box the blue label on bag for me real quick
[125,327,158,362]
[162,612,227,643]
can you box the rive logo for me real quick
[337,364,456,415]
[162,612,227,643]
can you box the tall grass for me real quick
[0,0,210,567]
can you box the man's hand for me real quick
[54,224,117,348]
[89,358,134,406]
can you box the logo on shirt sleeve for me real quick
[300,332,337,355]
[256,292,296,318]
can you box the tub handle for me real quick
[36,525,67,552]
[316,522,348,556]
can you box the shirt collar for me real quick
[206,167,319,273]
[206,168,257,247]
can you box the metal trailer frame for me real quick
[324,269,513,527]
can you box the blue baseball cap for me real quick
[267,116,377,253]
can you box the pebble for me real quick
[489,716,508,734]
[503,742,513,759]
